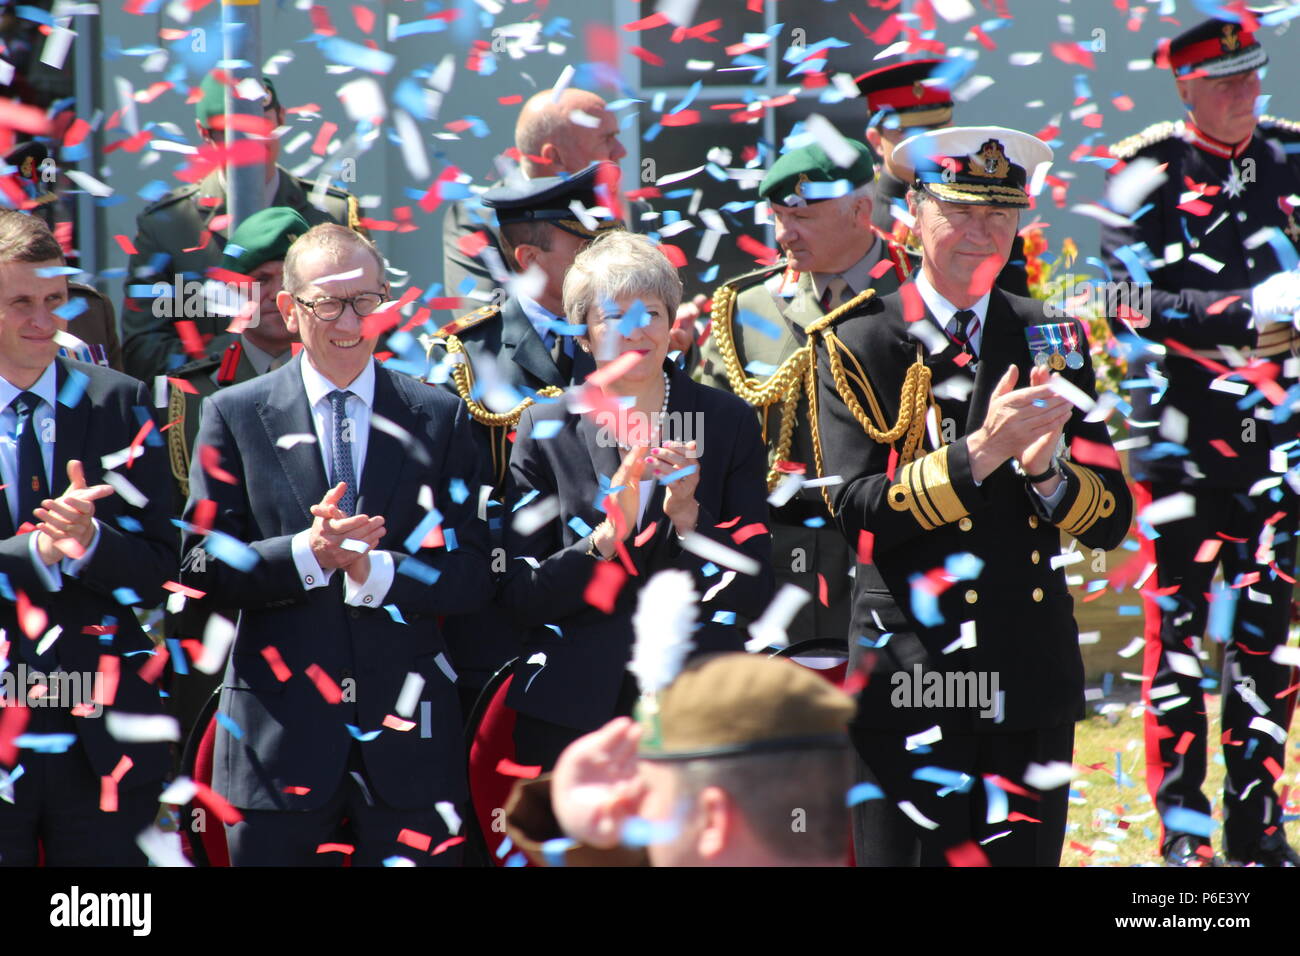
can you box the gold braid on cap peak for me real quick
[441,333,563,490]
[807,299,935,515]
[711,280,890,491]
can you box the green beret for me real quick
[637,653,855,761]
[221,207,309,274]
[759,140,876,207]
[196,72,280,129]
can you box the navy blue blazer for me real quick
[179,354,493,811]
[0,358,174,788]
[499,362,775,731]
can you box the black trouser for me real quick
[1137,481,1299,856]
[850,722,1075,867]
[224,744,462,867]
[0,708,157,866]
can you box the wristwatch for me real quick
[586,527,613,561]
[1024,457,1062,484]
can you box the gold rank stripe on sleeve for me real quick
[1057,460,1117,538]
[887,446,968,531]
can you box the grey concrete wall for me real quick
[84,0,1300,313]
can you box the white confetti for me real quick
[1024,761,1074,790]
[196,614,235,675]
[106,712,180,743]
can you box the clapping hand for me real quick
[308,482,386,582]
[33,460,115,565]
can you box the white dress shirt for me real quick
[912,272,1067,509]
[0,363,100,590]
[289,356,395,608]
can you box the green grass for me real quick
[1062,691,1299,866]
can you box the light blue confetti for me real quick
[215,713,243,740]
[846,782,883,806]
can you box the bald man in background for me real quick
[441,88,644,304]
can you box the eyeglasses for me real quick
[293,293,387,321]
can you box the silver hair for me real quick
[564,230,683,329]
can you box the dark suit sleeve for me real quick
[1099,175,1255,349]
[648,401,774,618]
[815,334,993,559]
[1030,323,1133,552]
[178,397,304,608]
[380,398,494,617]
[72,381,178,607]
[442,200,501,302]
[498,408,607,625]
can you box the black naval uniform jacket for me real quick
[815,287,1133,734]
[1100,116,1300,488]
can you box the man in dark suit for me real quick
[179,223,493,866]
[1101,17,1300,867]
[814,128,1132,865]
[0,211,174,866]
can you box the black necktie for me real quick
[12,391,50,528]
[951,309,979,354]
[328,390,357,516]
[551,329,574,383]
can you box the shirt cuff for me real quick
[291,529,333,590]
[343,549,394,608]
[60,520,101,578]
[1033,479,1069,511]
[28,532,62,592]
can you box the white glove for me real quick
[1251,270,1300,321]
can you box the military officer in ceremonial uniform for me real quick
[814,127,1132,865]
[1101,17,1300,866]
[121,71,362,383]
[697,140,908,645]
[429,162,620,715]
[164,206,307,742]
[855,58,1030,296]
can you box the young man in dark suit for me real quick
[179,223,493,866]
[0,210,175,866]
[814,128,1132,866]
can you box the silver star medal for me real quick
[1223,161,1246,199]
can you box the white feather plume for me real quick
[630,569,699,695]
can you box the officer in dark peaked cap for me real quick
[121,71,363,383]
[1101,13,1300,867]
[164,205,308,744]
[814,125,1131,866]
[428,160,621,718]
[855,58,1030,296]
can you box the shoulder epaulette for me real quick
[443,303,501,337]
[169,353,222,379]
[713,259,788,296]
[1110,120,1183,160]
[140,182,201,216]
[1259,115,1300,136]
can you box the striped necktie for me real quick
[328,390,357,516]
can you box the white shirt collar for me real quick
[240,337,282,376]
[0,361,59,415]
[300,353,376,410]
[913,267,991,331]
[517,291,560,342]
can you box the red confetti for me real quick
[0,705,29,766]
[634,521,658,547]
[260,646,293,682]
[584,560,627,614]
[163,580,206,599]
[95,655,120,707]
[1206,295,1241,315]
[945,841,991,866]
[1173,731,1196,755]
[899,281,924,324]
[1049,42,1095,69]
[856,530,874,565]
[166,376,199,396]
[1207,439,1238,458]
[15,590,46,640]
[199,444,238,485]
[1068,436,1122,471]
[316,843,355,855]
[100,776,118,813]
[496,758,542,779]
[731,522,768,546]
[431,835,465,856]
[817,573,829,607]
[192,497,217,535]
[397,828,432,852]
[284,786,311,795]
[137,644,169,686]
[312,122,338,156]
[660,110,701,127]
[659,243,687,268]
[305,663,343,704]
[735,234,780,265]
[126,418,154,470]
[457,230,489,258]
[630,46,665,67]
[114,234,138,256]
[1263,756,1283,781]
[351,3,375,33]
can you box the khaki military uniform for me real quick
[121,167,361,382]
[697,242,909,644]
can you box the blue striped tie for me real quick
[328,390,356,516]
